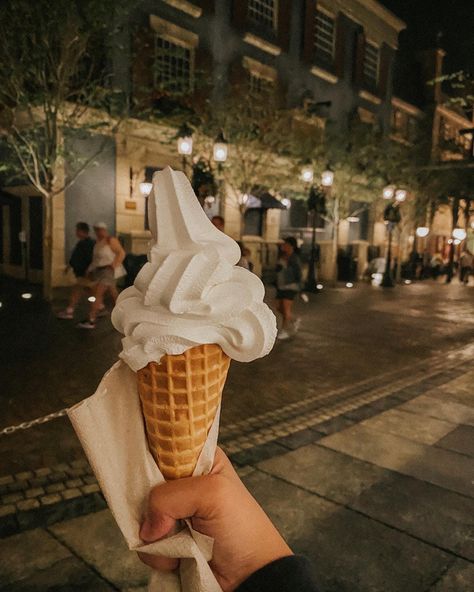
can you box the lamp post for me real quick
[320,167,338,285]
[305,184,325,292]
[380,184,406,287]
[177,123,193,173]
[212,131,228,216]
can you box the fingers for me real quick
[137,552,179,572]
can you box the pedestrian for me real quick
[459,249,473,285]
[77,222,126,330]
[237,241,253,271]
[56,222,95,319]
[138,448,319,591]
[430,252,444,279]
[275,236,302,340]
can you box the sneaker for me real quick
[56,309,73,320]
[277,329,290,340]
[76,319,96,330]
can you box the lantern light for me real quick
[395,189,407,202]
[347,216,360,223]
[301,165,314,183]
[453,238,461,245]
[281,197,291,208]
[321,169,334,187]
[139,182,152,196]
[452,228,467,241]
[382,185,395,200]
[213,131,228,163]
[177,123,193,156]
[416,226,429,238]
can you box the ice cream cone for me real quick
[136,343,230,480]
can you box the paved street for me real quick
[1,279,474,591]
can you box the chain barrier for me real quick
[0,408,69,436]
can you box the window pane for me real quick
[363,42,379,85]
[248,0,276,30]
[154,36,193,93]
[314,10,335,62]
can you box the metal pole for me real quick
[332,193,339,286]
[381,223,394,287]
[304,210,318,292]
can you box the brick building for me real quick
[1,0,407,286]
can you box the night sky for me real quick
[381,0,474,73]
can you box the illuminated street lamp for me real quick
[177,123,193,172]
[301,164,314,184]
[213,131,228,163]
[416,226,429,238]
[382,185,395,200]
[139,182,152,197]
[395,189,407,202]
[452,227,467,241]
[281,197,291,208]
[321,168,334,187]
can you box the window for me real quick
[154,36,193,93]
[248,0,276,30]
[363,42,379,86]
[314,9,335,63]
[248,71,274,95]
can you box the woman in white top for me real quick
[77,222,126,329]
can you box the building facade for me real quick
[1,0,407,286]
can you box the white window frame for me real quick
[314,6,336,62]
[153,34,195,93]
[247,0,278,31]
[363,40,379,86]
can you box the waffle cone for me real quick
[136,344,230,480]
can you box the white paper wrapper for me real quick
[68,360,223,592]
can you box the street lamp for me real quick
[301,164,314,184]
[416,226,429,238]
[139,182,152,197]
[382,185,395,200]
[213,131,228,163]
[177,123,193,172]
[304,185,326,293]
[395,189,407,202]
[321,168,334,187]
[381,201,402,288]
[453,227,467,241]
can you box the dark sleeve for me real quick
[235,555,319,592]
[291,256,303,283]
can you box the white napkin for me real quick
[68,360,223,592]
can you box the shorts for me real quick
[93,266,116,287]
[76,276,95,288]
[276,289,298,301]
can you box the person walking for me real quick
[459,249,473,285]
[77,222,126,329]
[275,237,302,340]
[56,222,95,319]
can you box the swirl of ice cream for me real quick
[112,167,277,372]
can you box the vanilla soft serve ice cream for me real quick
[112,167,277,372]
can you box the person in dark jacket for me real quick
[275,237,302,340]
[138,448,319,592]
[56,222,95,319]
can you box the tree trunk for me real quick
[42,193,54,301]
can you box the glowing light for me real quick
[395,189,407,202]
[404,279,412,285]
[301,166,314,183]
[382,185,395,200]
[316,283,324,290]
[240,193,249,206]
[88,296,96,303]
[0,302,2,308]
[177,136,193,155]
[213,143,228,163]
[346,282,354,288]
[371,273,383,286]
[281,197,291,208]
[21,293,32,300]
[321,170,334,187]
[347,216,359,223]
[454,238,461,246]
[139,182,152,196]
[448,239,453,244]
[416,226,429,238]
[452,228,467,241]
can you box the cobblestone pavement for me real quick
[1,278,474,477]
[1,352,474,591]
